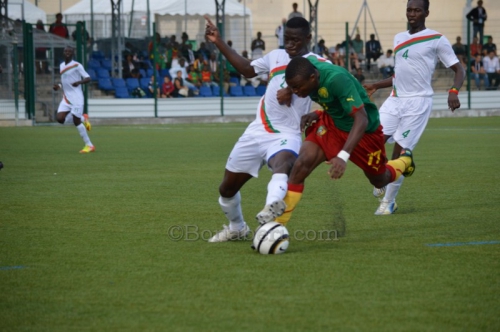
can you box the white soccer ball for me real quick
[252,222,290,255]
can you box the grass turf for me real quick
[0,117,499,331]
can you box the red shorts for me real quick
[305,112,388,175]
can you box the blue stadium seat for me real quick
[91,51,105,61]
[142,59,152,69]
[256,85,266,96]
[101,59,113,71]
[88,59,101,71]
[115,87,130,98]
[146,69,154,77]
[139,78,152,97]
[159,68,171,79]
[112,78,126,88]
[243,85,257,97]
[198,86,213,97]
[212,85,228,97]
[126,78,140,92]
[139,69,147,79]
[97,68,110,79]
[98,78,114,92]
[87,68,98,81]
[229,86,244,97]
[229,76,240,86]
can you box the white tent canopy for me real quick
[7,0,47,24]
[63,0,252,52]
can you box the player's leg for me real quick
[70,105,95,153]
[377,98,431,214]
[56,100,72,124]
[209,135,259,242]
[274,141,327,225]
[256,134,301,224]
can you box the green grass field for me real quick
[1,117,499,331]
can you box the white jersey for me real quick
[59,60,89,106]
[245,50,329,135]
[391,29,458,98]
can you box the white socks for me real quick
[266,173,288,205]
[219,192,245,231]
[384,175,405,203]
[76,123,93,147]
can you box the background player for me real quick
[204,16,329,242]
[363,0,465,215]
[53,46,94,153]
[261,56,415,225]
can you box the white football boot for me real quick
[255,200,286,225]
[208,223,251,242]
[374,200,398,215]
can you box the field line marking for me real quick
[426,240,500,247]
[0,265,26,271]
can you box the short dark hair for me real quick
[286,17,310,36]
[285,57,315,81]
[409,0,430,11]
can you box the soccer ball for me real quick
[252,222,289,255]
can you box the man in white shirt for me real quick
[377,49,395,78]
[53,46,94,153]
[169,57,197,91]
[275,18,287,49]
[482,50,500,89]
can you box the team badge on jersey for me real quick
[316,125,327,136]
[318,87,329,98]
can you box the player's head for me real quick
[406,0,429,29]
[63,46,74,61]
[284,17,311,58]
[285,57,318,98]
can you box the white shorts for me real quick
[57,100,84,119]
[379,96,433,150]
[226,131,302,178]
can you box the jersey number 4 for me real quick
[402,50,409,60]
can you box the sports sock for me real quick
[384,175,404,203]
[64,113,74,124]
[386,155,410,181]
[275,183,304,226]
[219,192,245,231]
[266,173,288,205]
[76,123,93,147]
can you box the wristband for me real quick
[58,83,62,88]
[449,87,459,95]
[337,150,350,163]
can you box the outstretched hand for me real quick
[326,157,346,180]
[363,83,377,97]
[204,15,220,43]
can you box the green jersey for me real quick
[307,56,380,133]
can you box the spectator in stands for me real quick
[161,75,175,98]
[214,64,234,94]
[148,33,161,59]
[365,33,381,70]
[148,75,161,98]
[122,53,139,79]
[353,68,365,84]
[35,20,48,74]
[180,32,190,60]
[197,42,211,60]
[130,68,143,80]
[452,36,467,58]
[71,21,90,42]
[483,50,500,89]
[275,18,287,49]
[208,52,218,75]
[482,36,497,56]
[201,66,218,88]
[187,64,202,90]
[471,54,489,90]
[349,51,361,71]
[352,33,365,63]
[470,36,483,57]
[49,13,69,67]
[173,70,189,97]
[288,2,303,19]
[169,57,198,92]
[466,0,487,45]
[251,32,265,60]
[49,13,69,39]
[329,44,345,67]
[313,39,328,57]
[193,53,206,72]
[186,44,196,65]
[377,49,395,79]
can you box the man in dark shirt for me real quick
[365,34,381,70]
[466,0,487,45]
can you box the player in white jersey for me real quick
[53,46,94,153]
[364,0,465,215]
[204,16,329,242]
